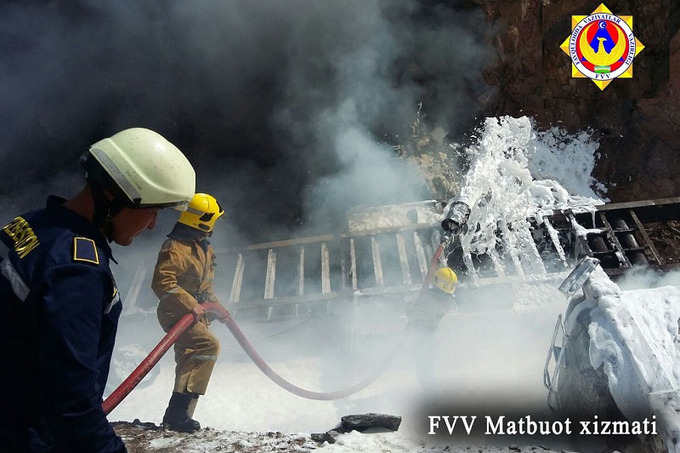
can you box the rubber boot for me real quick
[162,392,201,433]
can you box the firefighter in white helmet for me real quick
[152,193,228,433]
[0,128,196,452]
[407,266,458,389]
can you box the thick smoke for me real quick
[2,3,496,424]
[0,0,492,244]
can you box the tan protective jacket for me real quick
[152,235,222,395]
[152,238,217,318]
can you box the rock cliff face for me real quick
[476,0,679,202]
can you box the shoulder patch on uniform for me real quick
[73,237,99,265]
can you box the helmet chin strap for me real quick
[87,178,128,241]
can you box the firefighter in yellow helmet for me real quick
[151,193,227,433]
[407,266,458,389]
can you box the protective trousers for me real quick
[157,310,220,395]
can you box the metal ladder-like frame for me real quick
[217,226,440,315]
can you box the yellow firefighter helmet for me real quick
[178,193,225,233]
[433,267,458,294]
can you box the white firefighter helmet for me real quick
[81,127,196,211]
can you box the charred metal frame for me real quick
[547,197,680,278]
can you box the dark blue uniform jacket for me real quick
[0,196,127,453]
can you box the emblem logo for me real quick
[560,3,644,90]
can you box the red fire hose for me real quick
[415,233,452,303]
[102,312,197,415]
[102,303,397,413]
[203,302,401,400]
[102,233,453,413]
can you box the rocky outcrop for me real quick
[477,0,679,201]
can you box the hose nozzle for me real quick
[441,201,471,234]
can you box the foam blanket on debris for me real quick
[585,267,680,451]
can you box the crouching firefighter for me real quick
[152,193,228,433]
[406,266,458,390]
